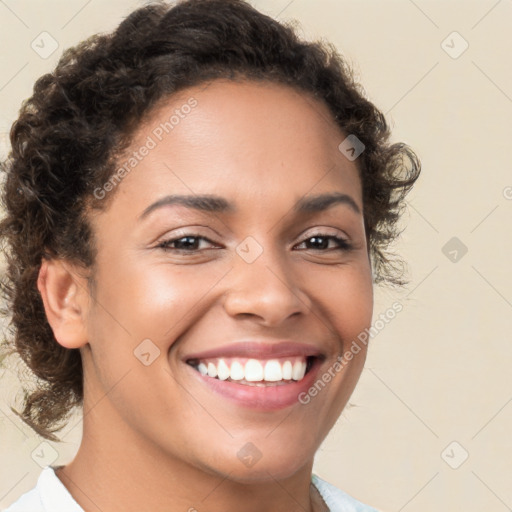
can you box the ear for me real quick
[37,258,90,349]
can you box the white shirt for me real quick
[3,466,380,512]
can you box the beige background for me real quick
[1,1,511,511]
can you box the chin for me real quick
[198,443,314,484]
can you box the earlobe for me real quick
[37,258,90,349]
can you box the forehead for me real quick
[111,79,362,212]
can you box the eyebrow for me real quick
[139,192,361,220]
[294,192,361,215]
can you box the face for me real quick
[80,79,373,482]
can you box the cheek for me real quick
[304,259,374,344]
[93,255,228,344]
[294,262,373,436]
[83,257,216,421]
[343,267,374,335]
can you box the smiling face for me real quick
[70,79,373,483]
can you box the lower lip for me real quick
[186,358,323,411]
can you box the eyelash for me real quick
[156,234,353,253]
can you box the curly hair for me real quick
[0,0,420,441]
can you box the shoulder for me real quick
[3,466,83,512]
[2,486,44,512]
[311,473,383,512]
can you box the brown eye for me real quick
[157,235,217,252]
[296,235,353,251]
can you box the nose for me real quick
[222,244,312,327]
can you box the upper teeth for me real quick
[193,357,308,382]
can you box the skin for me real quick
[38,79,374,512]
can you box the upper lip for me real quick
[183,341,325,362]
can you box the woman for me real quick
[0,0,420,510]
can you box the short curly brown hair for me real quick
[0,0,420,441]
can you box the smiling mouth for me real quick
[186,355,318,386]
